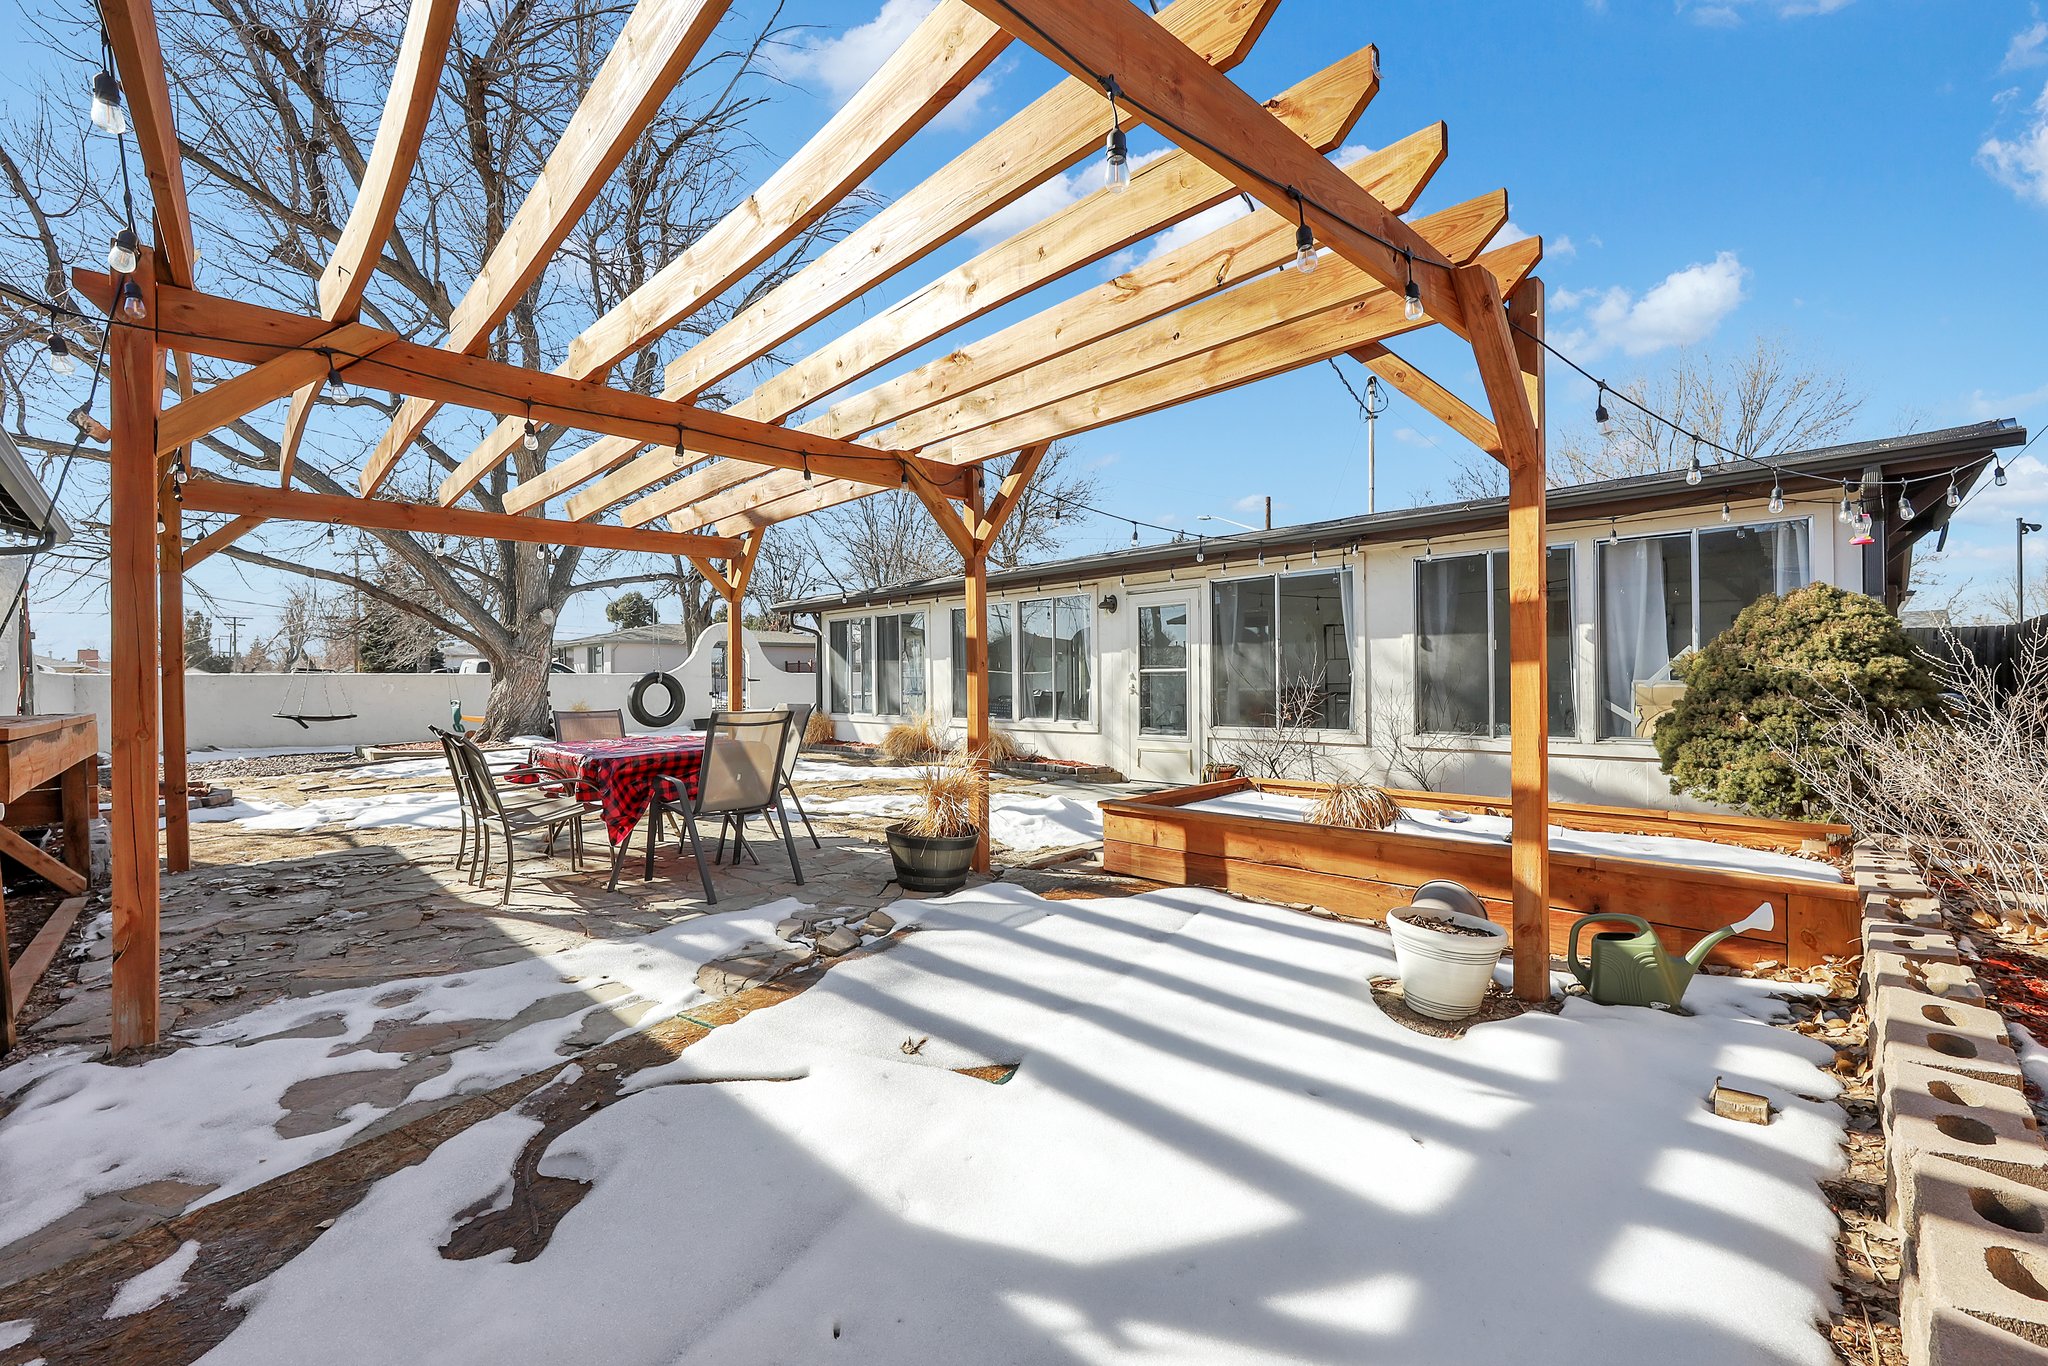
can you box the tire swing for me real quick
[628,671,685,729]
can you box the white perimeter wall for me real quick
[34,625,818,753]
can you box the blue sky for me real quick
[10,0,2048,654]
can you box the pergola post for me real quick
[963,468,992,873]
[159,478,190,873]
[1454,265,1550,1001]
[723,531,760,709]
[109,251,165,1052]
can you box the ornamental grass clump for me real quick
[804,708,836,746]
[1654,583,1939,820]
[1307,781,1401,831]
[970,728,1027,764]
[881,710,945,762]
[905,750,980,839]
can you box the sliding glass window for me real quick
[1414,548,1575,737]
[1597,518,1812,738]
[824,611,922,717]
[1211,570,1353,730]
[949,598,1079,723]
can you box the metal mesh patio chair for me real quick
[646,709,802,903]
[777,702,821,849]
[553,708,626,741]
[447,733,590,903]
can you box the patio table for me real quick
[524,733,705,887]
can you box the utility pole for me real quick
[350,543,366,671]
[2021,518,2042,622]
[1363,375,1388,514]
[1263,495,1271,530]
[220,615,249,670]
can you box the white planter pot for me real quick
[1387,905,1508,1021]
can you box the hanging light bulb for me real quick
[1402,250,1423,322]
[803,456,813,484]
[1838,479,1854,523]
[89,69,126,136]
[1945,473,1962,509]
[1129,522,1138,546]
[522,419,540,452]
[1720,501,1731,522]
[1685,444,1703,486]
[324,356,346,397]
[1769,478,1784,516]
[46,332,77,377]
[1594,385,1611,434]
[1850,510,1874,546]
[1898,488,1915,520]
[1288,189,1315,274]
[1995,462,2009,489]
[1195,537,1206,564]
[107,227,140,274]
[118,280,147,320]
[1101,77,1130,193]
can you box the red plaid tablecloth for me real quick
[525,734,704,846]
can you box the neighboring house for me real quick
[0,428,73,713]
[781,421,2027,808]
[552,623,816,679]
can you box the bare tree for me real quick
[0,0,854,735]
[982,443,1101,570]
[744,525,822,629]
[1446,335,1864,499]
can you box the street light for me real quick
[1198,514,1262,533]
[2021,518,2043,622]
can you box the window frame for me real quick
[826,610,926,719]
[948,592,1095,727]
[1411,545,1576,739]
[1207,566,1357,734]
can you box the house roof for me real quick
[0,428,71,547]
[778,420,2029,615]
[554,624,815,650]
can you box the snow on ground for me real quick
[186,745,355,763]
[802,790,1104,850]
[2011,1020,2048,1107]
[204,886,1845,1366]
[186,792,465,831]
[1188,790,1844,883]
[104,1240,202,1318]
[0,901,807,1251]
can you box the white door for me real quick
[1128,590,1197,783]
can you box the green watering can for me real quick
[1566,903,1775,1009]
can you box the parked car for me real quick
[454,659,573,674]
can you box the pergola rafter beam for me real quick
[958,0,1468,333]
[102,0,195,287]
[438,0,1017,507]
[361,0,733,494]
[643,189,1508,531]
[1350,343,1503,462]
[515,0,1279,521]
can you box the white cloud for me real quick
[1552,251,1748,358]
[771,1,999,129]
[965,148,1173,246]
[1676,0,1856,24]
[1966,377,2048,421]
[1137,195,1256,264]
[1980,81,2048,207]
[2006,19,2048,71]
[1948,455,2048,535]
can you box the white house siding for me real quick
[816,489,1865,809]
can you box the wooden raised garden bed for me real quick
[1101,777,1859,968]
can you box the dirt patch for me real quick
[1366,977,1559,1038]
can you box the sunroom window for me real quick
[1211,570,1352,729]
[827,612,924,717]
[949,595,1087,723]
[1414,548,1575,736]
[1597,518,1812,738]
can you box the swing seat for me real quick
[274,712,359,729]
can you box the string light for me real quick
[1768,476,1784,516]
[803,454,813,483]
[1100,77,1131,194]
[117,279,146,320]
[1287,188,1315,275]
[1945,473,1962,509]
[1720,501,1731,522]
[107,227,139,274]
[1401,250,1422,322]
[45,329,76,377]
[1685,441,1703,486]
[323,352,345,397]
[1195,537,1206,564]
[1996,462,2009,489]
[521,418,540,452]
[1898,488,1915,520]
[1129,521,1138,545]
[89,68,125,136]
[1838,480,1854,524]
[1594,385,1611,434]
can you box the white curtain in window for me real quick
[1772,521,1812,595]
[1600,540,1669,736]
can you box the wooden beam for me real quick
[644,188,1506,531]
[159,483,189,874]
[182,514,264,569]
[180,480,743,560]
[1457,264,1547,1001]
[1350,343,1502,461]
[971,442,1050,549]
[108,251,164,1053]
[963,468,992,873]
[276,0,460,488]
[361,0,733,493]
[72,276,964,498]
[589,122,1447,529]
[0,826,89,898]
[958,0,1470,333]
[720,236,1542,532]
[157,345,350,456]
[723,532,760,707]
[905,466,978,560]
[440,0,1016,507]
[101,1,194,287]
[521,0,1279,521]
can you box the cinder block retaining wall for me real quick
[1857,844,2048,1363]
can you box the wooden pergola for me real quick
[84,0,1553,1053]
